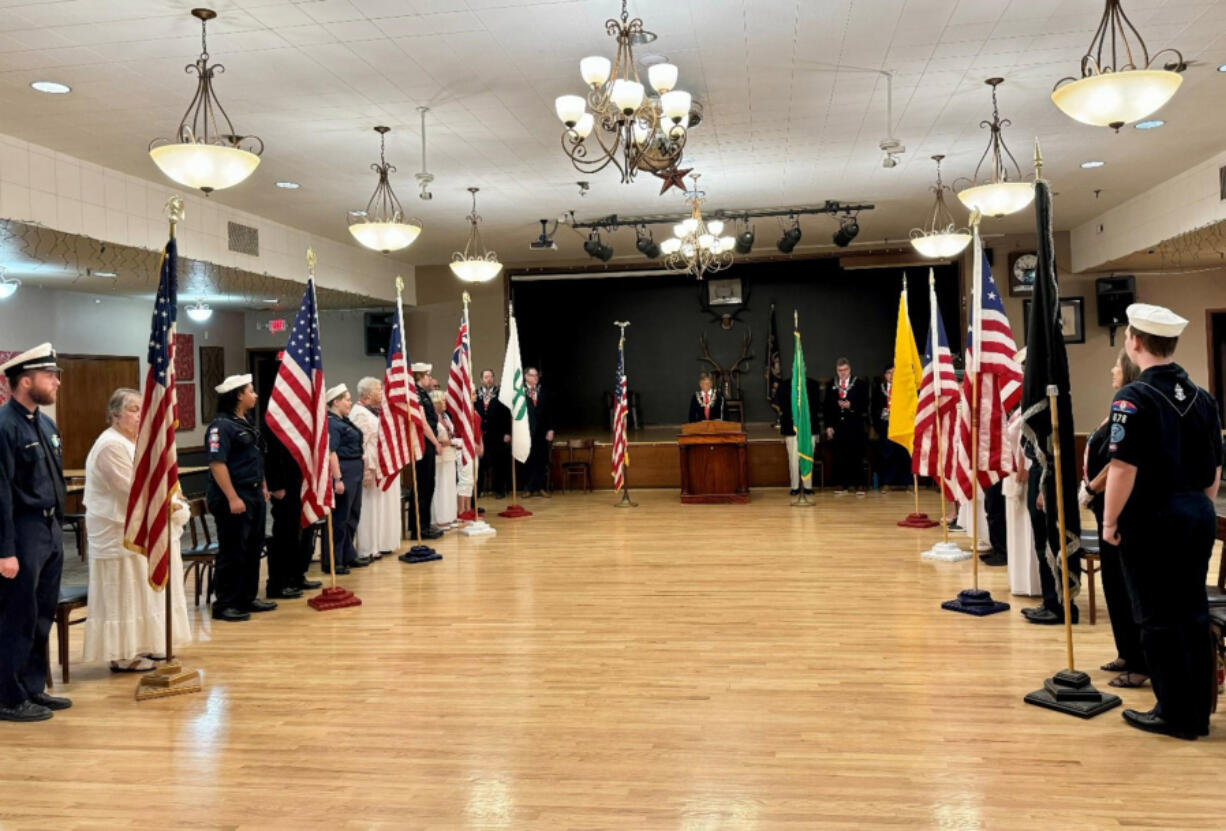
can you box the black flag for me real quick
[1020,177,1082,598]
[766,302,782,422]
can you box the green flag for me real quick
[792,318,813,488]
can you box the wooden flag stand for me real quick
[898,474,939,527]
[457,292,496,536]
[137,198,202,701]
[309,513,362,610]
[498,455,533,517]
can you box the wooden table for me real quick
[677,420,749,504]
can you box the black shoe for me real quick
[299,579,323,590]
[477,507,486,515]
[1021,604,1046,618]
[420,528,443,540]
[980,552,1007,567]
[946,522,964,531]
[349,556,372,568]
[246,599,278,613]
[268,587,304,600]
[789,488,800,497]
[494,492,506,500]
[803,488,815,496]
[1122,708,1199,740]
[1023,606,1078,625]
[29,692,71,711]
[212,607,251,622]
[0,700,52,722]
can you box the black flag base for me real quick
[941,588,1010,616]
[1024,669,1122,718]
[399,545,442,564]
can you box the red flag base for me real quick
[308,585,362,612]
[457,509,476,521]
[898,512,940,528]
[498,504,533,518]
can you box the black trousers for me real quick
[1096,527,1146,673]
[1119,493,1215,731]
[209,488,267,612]
[830,425,866,489]
[876,438,912,488]
[522,435,550,493]
[983,481,1008,558]
[480,436,510,496]
[1027,472,1081,613]
[0,516,61,706]
[408,445,436,537]
[328,458,363,569]
[266,492,317,593]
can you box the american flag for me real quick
[946,242,1023,503]
[912,272,959,479]
[611,330,629,491]
[123,237,180,590]
[377,299,425,490]
[445,306,479,466]
[266,278,333,524]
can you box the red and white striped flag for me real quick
[445,305,479,466]
[946,231,1023,504]
[123,236,180,590]
[266,277,334,524]
[378,298,425,490]
[611,329,629,491]
[912,271,959,480]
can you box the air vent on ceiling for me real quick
[227,221,259,256]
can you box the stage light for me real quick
[833,215,859,248]
[635,227,661,259]
[735,226,755,255]
[584,231,614,262]
[776,217,801,253]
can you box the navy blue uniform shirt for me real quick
[206,412,265,493]
[0,398,66,558]
[327,412,363,460]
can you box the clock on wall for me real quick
[1008,250,1038,296]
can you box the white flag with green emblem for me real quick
[498,306,531,463]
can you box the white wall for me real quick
[244,308,389,393]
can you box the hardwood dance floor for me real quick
[8,490,1222,830]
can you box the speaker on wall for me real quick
[1095,275,1135,328]
[365,312,394,356]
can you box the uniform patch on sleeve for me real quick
[208,427,220,452]
[1110,423,1125,444]
[1111,400,1137,414]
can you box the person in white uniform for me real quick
[82,388,191,672]
[1004,349,1041,596]
[350,377,400,560]
[430,390,458,528]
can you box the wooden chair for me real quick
[49,585,87,686]
[182,498,217,607]
[1080,531,1100,625]
[1212,514,1226,596]
[561,439,594,493]
[62,513,87,562]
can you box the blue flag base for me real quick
[941,588,1010,616]
[1024,670,1121,718]
[399,546,442,564]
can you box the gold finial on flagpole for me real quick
[462,290,471,305]
[165,195,185,238]
[793,309,798,328]
[1033,136,1044,181]
[395,275,404,296]
[902,271,907,290]
[306,247,316,277]
[929,267,935,288]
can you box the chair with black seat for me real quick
[561,439,594,493]
[49,585,87,687]
[62,513,87,562]
[181,498,217,607]
[1081,531,1101,624]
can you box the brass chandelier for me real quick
[553,0,692,184]
[659,175,735,280]
[956,78,1034,219]
[348,126,423,254]
[911,155,971,259]
[449,188,503,283]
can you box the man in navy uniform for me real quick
[0,343,70,721]
[823,357,868,495]
[403,362,444,547]
[1104,303,1223,740]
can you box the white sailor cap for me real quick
[1126,303,1187,338]
[1014,346,1027,364]
[0,343,59,380]
[215,374,252,394]
[410,362,432,374]
[325,383,349,403]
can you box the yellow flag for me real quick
[887,276,923,454]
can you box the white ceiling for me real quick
[0,0,1224,271]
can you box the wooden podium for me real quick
[678,420,749,504]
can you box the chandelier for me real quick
[956,78,1034,218]
[449,188,503,283]
[185,300,213,322]
[0,266,18,301]
[1051,0,1183,131]
[149,8,263,194]
[553,0,691,184]
[348,126,423,253]
[659,175,735,280]
[911,155,971,258]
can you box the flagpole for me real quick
[397,276,443,561]
[461,291,496,534]
[325,514,337,590]
[792,310,813,507]
[498,302,532,518]
[897,274,938,528]
[923,270,966,561]
[614,321,637,508]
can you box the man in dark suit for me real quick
[521,367,554,497]
[263,418,323,598]
[474,368,509,498]
[870,364,912,492]
[823,357,868,495]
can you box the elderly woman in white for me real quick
[430,390,459,528]
[82,388,192,672]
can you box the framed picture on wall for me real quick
[1008,251,1038,296]
[707,277,743,306]
[1022,296,1085,345]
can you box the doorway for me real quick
[246,348,281,431]
[58,354,141,470]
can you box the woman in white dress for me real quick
[82,388,191,672]
[350,377,401,559]
[430,391,458,528]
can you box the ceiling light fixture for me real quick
[1218,64,1226,73]
[275,181,301,189]
[30,81,70,94]
[776,216,802,254]
[1052,0,1183,131]
[911,154,971,259]
[554,0,691,184]
[734,222,755,255]
[635,226,662,259]
[583,230,615,262]
[449,188,502,283]
[956,78,1034,218]
[658,174,735,279]
[92,270,118,278]
[1081,159,1106,168]
[832,215,860,248]
[149,8,263,194]
[185,300,213,322]
[1134,119,1165,129]
[348,126,423,253]
[0,267,18,300]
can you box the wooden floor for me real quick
[9,490,1223,830]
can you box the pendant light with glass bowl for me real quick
[911,155,971,259]
[149,8,263,194]
[1051,0,1183,132]
[449,188,503,283]
[185,300,214,322]
[348,126,423,253]
[955,78,1034,218]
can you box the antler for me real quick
[697,332,723,372]
[728,326,754,375]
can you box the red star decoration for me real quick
[656,167,692,195]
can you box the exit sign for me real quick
[268,318,287,333]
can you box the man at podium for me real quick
[688,372,727,423]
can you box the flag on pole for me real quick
[445,304,479,466]
[912,272,959,478]
[498,305,531,463]
[377,297,424,490]
[792,314,814,488]
[765,303,783,421]
[887,275,923,455]
[266,278,334,524]
[947,234,1024,503]
[611,330,629,491]
[123,236,180,590]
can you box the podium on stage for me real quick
[678,420,749,504]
